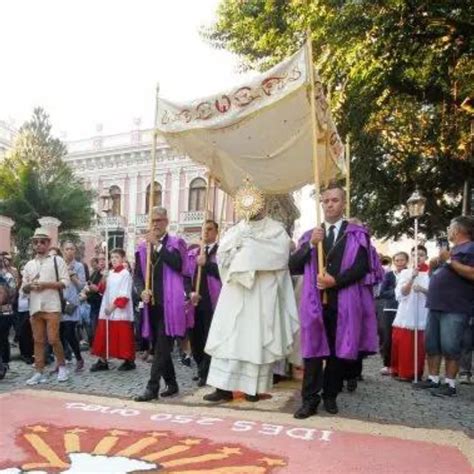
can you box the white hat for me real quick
[31,228,51,240]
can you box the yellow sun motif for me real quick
[0,424,287,474]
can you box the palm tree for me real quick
[0,108,95,260]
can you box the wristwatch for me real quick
[445,258,452,267]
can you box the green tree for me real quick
[205,0,474,239]
[0,108,95,260]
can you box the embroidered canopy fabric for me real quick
[157,46,345,195]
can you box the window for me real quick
[145,182,162,213]
[109,185,121,216]
[188,177,207,211]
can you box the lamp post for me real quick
[100,187,111,361]
[406,189,426,383]
[100,187,112,267]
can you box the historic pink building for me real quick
[64,123,235,257]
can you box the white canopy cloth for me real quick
[157,45,345,195]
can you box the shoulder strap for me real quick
[53,257,66,311]
[53,256,59,281]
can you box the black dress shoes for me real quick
[346,378,358,392]
[118,360,136,371]
[203,389,233,402]
[160,384,179,397]
[134,389,158,402]
[197,378,206,387]
[323,397,339,414]
[245,394,260,402]
[293,401,319,419]
[90,359,109,372]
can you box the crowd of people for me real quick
[0,182,473,419]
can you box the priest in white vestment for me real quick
[203,190,299,402]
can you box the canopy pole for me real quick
[194,172,213,300]
[346,136,351,218]
[306,30,325,276]
[145,83,160,303]
[218,190,227,238]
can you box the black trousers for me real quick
[190,304,213,381]
[16,311,34,359]
[0,315,14,364]
[301,306,344,403]
[380,310,396,367]
[60,321,83,362]
[146,304,177,394]
[343,356,363,380]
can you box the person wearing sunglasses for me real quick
[21,228,70,385]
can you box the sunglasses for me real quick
[32,239,49,245]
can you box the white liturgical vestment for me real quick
[205,216,299,395]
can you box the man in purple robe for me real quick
[289,184,381,418]
[185,220,222,387]
[133,207,188,402]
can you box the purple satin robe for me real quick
[298,223,384,360]
[186,246,222,312]
[137,235,189,339]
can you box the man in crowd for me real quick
[60,241,86,372]
[185,220,222,387]
[133,207,188,402]
[290,183,381,417]
[418,216,474,396]
[85,254,106,344]
[0,257,17,379]
[22,228,70,385]
[204,187,299,403]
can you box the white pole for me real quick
[413,217,419,383]
[105,222,109,361]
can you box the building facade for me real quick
[64,124,235,257]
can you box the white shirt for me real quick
[22,255,70,316]
[393,268,429,330]
[309,218,345,249]
[204,242,217,254]
[324,218,344,240]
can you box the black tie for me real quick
[325,225,336,253]
[205,245,210,257]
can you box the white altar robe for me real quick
[205,216,300,395]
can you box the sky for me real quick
[0,0,251,139]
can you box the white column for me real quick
[38,217,62,246]
[170,168,181,224]
[0,216,14,253]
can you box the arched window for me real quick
[188,177,207,211]
[145,182,162,213]
[109,185,121,216]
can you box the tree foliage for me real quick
[0,108,95,259]
[205,0,474,239]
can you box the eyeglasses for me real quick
[32,239,48,245]
[152,218,167,223]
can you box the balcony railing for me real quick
[135,214,149,228]
[180,211,206,227]
[97,215,127,229]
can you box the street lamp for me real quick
[406,189,426,384]
[99,187,112,361]
[100,187,112,264]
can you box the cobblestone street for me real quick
[2,345,473,436]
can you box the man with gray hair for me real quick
[419,216,474,397]
[133,207,189,402]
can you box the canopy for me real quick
[157,45,345,195]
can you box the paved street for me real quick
[2,346,473,436]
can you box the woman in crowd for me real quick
[379,252,409,375]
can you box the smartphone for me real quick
[437,237,449,250]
